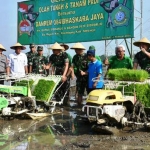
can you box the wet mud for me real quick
[0,87,150,150]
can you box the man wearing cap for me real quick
[30,46,48,74]
[133,37,150,73]
[104,45,133,69]
[0,44,7,84]
[26,43,37,72]
[7,43,28,77]
[71,42,88,106]
[88,45,101,61]
[81,50,104,94]
[47,42,69,105]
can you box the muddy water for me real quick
[0,88,150,149]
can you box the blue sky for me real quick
[0,0,150,57]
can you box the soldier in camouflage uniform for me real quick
[26,43,37,72]
[60,43,75,79]
[30,46,48,74]
[47,42,69,105]
[71,43,88,106]
[133,37,150,73]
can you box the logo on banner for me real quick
[100,0,131,28]
[18,3,39,36]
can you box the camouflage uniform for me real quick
[31,55,48,74]
[26,43,37,70]
[49,52,69,104]
[26,51,37,69]
[49,52,69,75]
[72,53,88,96]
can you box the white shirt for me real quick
[7,52,27,76]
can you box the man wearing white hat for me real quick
[7,43,28,77]
[47,42,69,105]
[0,44,7,84]
[71,42,88,106]
[133,37,150,73]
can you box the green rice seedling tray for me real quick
[30,75,62,102]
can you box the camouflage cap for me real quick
[29,43,35,48]
[37,46,43,51]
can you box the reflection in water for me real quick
[0,109,85,149]
[0,106,149,149]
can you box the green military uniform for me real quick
[134,50,150,73]
[26,51,37,66]
[26,43,37,66]
[49,51,69,104]
[72,53,88,96]
[31,46,48,74]
[49,52,69,75]
[109,55,133,69]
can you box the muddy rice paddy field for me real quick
[0,85,150,150]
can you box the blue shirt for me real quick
[88,60,103,88]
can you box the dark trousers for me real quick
[55,77,70,105]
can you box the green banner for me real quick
[17,0,134,44]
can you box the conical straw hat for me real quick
[50,42,64,50]
[10,43,26,50]
[133,37,150,47]
[70,42,85,50]
[0,44,6,51]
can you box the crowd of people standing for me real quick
[0,37,150,105]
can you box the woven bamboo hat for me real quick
[0,44,6,51]
[70,42,86,50]
[60,43,69,51]
[10,43,26,50]
[133,37,150,47]
[50,42,64,50]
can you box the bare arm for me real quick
[133,62,138,70]
[29,65,32,73]
[62,62,69,77]
[24,66,28,74]
[6,66,10,75]
[80,70,88,76]
[45,63,51,69]
[66,67,75,79]
[142,49,150,58]
[93,74,101,88]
